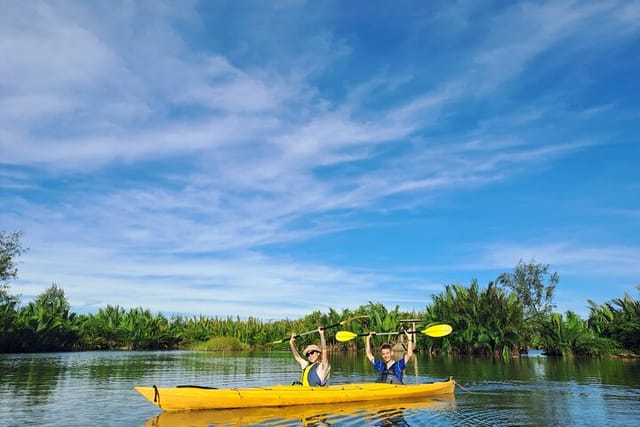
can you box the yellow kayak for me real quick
[135,378,455,411]
[145,395,456,426]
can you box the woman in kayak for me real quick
[365,330,413,384]
[289,327,331,386]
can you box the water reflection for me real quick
[145,396,456,426]
[0,354,66,404]
[1,351,638,426]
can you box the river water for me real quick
[1,350,638,426]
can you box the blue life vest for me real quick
[373,358,406,384]
[301,362,327,386]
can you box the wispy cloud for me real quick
[2,1,639,318]
[17,241,421,319]
[471,241,640,277]
[470,0,640,88]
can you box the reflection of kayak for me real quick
[145,395,456,426]
[135,378,455,411]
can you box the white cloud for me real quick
[470,0,640,90]
[14,241,407,319]
[473,241,640,278]
[2,1,639,320]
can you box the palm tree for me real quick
[16,284,77,352]
[426,280,526,355]
[587,287,640,353]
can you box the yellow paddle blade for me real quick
[422,323,453,337]
[335,331,359,342]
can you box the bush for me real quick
[576,336,622,356]
[191,336,251,351]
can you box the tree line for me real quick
[1,230,638,356]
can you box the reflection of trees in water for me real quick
[0,352,170,407]
[80,351,268,385]
[83,353,163,382]
[0,355,66,404]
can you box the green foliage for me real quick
[76,305,177,350]
[192,336,251,351]
[77,305,129,349]
[587,286,640,354]
[14,284,78,352]
[1,230,27,284]
[426,279,526,356]
[0,284,20,350]
[497,259,558,322]
[363,302,401,332]
[1,259,638,357]
[539,311,621,357]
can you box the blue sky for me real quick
[1,0,639,320]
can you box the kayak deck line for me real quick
[176,385,218,389]
[135,378,456,411]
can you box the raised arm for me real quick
[318,327,329,369]
[365,332,375,363]
[403,330,414,364]
[289,332,306,367]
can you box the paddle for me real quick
[269,315,369,345]
[335,323,453,342]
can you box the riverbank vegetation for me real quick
[1,230,638,357]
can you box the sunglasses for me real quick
[305,350,320,357]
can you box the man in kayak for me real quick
[365,330,413,384]
[289,327,331,386]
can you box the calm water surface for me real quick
[1,350,638,426]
